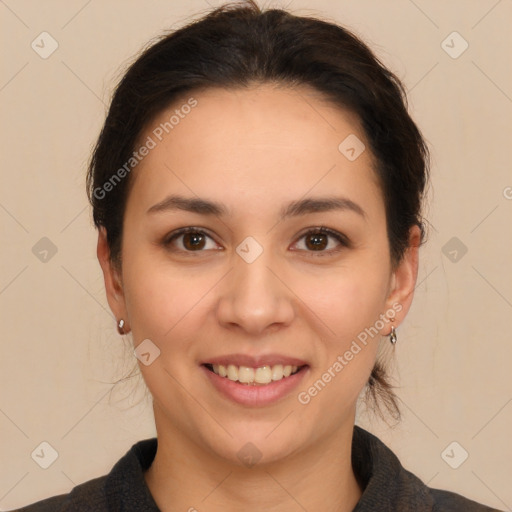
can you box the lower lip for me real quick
[202,365,309,407]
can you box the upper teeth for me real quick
[211,364,299,384]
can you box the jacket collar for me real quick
[351,425,434,511]
[106,425,435,511]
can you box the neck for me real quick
[144,407,362,512]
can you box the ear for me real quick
[97,227,130,333]
[383,224,421,331]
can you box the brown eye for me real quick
[293,227,349,255]
[164,228,219,252]
[305,232,329,251]
[182,231,206,250]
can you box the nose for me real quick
[215,244,295,336]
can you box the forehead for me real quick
[126,84,383,219]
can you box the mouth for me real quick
[200,354,310,406]
[201,357,310,406]
[203,363,307,386]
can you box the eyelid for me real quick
[163,226,221,251]
[162,225,350,255]
[291,226,350,255]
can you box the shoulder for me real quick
[352,426,503,512]
[12,476,107,511]
[430,487,502,512]
[11,438,159,512]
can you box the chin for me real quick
[205,422,306,468]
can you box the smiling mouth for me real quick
[203,363,306,386]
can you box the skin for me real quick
[98,83,420,512]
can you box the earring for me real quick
[389,325,397,345]
[117,319,125,335]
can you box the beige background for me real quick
[1,0,511,510]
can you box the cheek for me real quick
[121,244,209,341]
[297,258,390,399]
[300,263,390,340]
[295,275,387,423]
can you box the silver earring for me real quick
[117,319,125,335]
[389,325,397,345]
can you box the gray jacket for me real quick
[14,426,502,511]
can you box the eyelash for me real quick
[162,226,350,257]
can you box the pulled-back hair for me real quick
[87,0,429,420]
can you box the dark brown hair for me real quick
[87,0,429,419]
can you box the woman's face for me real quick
[99,84,419,465]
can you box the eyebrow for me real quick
[146,194,366,219]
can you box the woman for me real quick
[16,1,502,510]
